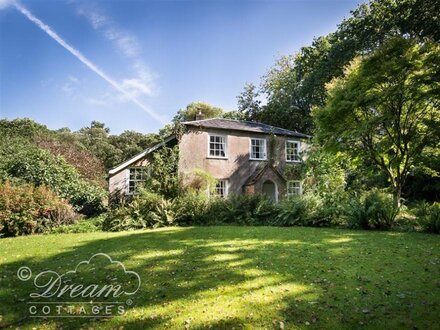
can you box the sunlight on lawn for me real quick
[0,226,439,329]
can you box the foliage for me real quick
[0,118,159,174]
[0,139,106,215]
[35,135,106,186]
[144,145,180,199]
[173,102,224,122]
[315,38,440,207]
[103,190,172,231]
[260,52,317,134]
[413,202,440,234]
[214,194,277,226]
[173,191,210,225]
[237,83,262,121]
[0,118,52,139]
[347,189,399,230]
[49,214,105,234]
[271,196,309,226]
[259,0,439,133]
[0,181,79,237]
[185,169,217,194]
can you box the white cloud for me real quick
[76,5,157,103]
[77,7,141,59]
[14,2,166,124]
[61,75,80,96]
[0,0,15,10]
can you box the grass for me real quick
[0,226,439,329]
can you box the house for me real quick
[108,118,310,201]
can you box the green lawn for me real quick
[0,227,439,329]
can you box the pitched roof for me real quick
[183,118,310,138]
[108,135,176,175]
[244,163,286,186]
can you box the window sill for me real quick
[249,158,267,161]
[207,157,228,160]
[286,160,301,163]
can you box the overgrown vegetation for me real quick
[0,181,79,237]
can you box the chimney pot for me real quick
[195,110,205,121]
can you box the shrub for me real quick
[173,191,211,225]
[218,194,277,225]
[414,202,440,234]
[103,190,173,231]
[0,139,106,215]
[0,181,79,236]
[272,196,309,226]
[347,189,398,230]
[49,215,105,234]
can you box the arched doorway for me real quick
[262,180,278,202]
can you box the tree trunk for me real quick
[394,182,402,209]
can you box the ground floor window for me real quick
[287,180,302,196]
[214,179,228,198]
[128,167,147,194]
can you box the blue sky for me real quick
[0,0,360,134]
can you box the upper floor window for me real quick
[286,140,301,162]
[250,138,267,160]
[287,180,302,196]
[214,179,228,198]
[209,134,227,158]
[128,167,147,194]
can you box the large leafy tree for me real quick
[315,38,440,207]
[255,0,439,134]
[237,83,262,121]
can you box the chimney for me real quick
[195,110,205,121]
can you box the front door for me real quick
[262,180,277,202]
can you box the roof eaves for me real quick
[108,135,175,175]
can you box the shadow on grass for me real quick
[0,226,439,329]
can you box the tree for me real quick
[78,122,121,169]
[315,38,440,207]
[173,102,224,122]
[237,83,261,121]
[249,0,440,135]
[109,130,159,162]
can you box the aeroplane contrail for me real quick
[14,2,166,125]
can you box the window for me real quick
[128,167,147,194]
[287,180,302,196]
[286,140,301,162]
[214,180,228,198]
[209,135,227,158]
[250,138,267,160]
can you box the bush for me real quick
[49,214,105,234]
[173,191,211,225]
[272,196,309,226]
[0,139,106,215]
[0,181,79,236]
[347,189,398,230]
[217,194,277,225]
[103,190,173,231]
[414,202,440,234]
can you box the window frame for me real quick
[285,140,301,163]
[287,180,302,197]
[126,167,148,195]
[213,179,228,198]
[249,138,267,161]
[207,134,228,159]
